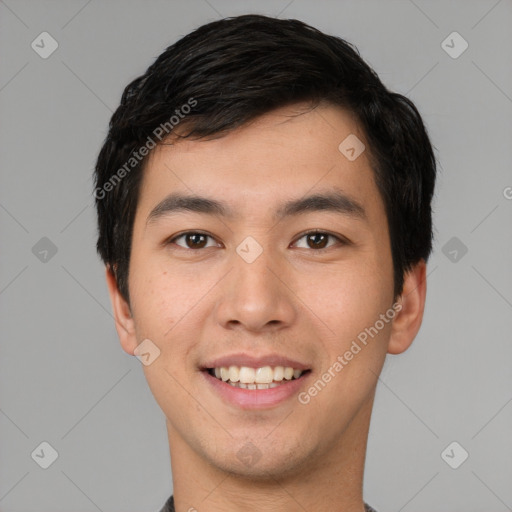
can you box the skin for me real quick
[106,102,427,512]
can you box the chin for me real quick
[205,438,312,481]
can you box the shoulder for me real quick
[158,494,175,512]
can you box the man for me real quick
[94,14,436,512]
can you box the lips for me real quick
[201,353,311,386]
[201,352,310,371]
[198,352,312,407]
[202,367,312,409]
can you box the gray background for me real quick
[1,0,511,511]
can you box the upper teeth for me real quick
[213,366,303,384]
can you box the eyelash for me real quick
[165,230,348,252]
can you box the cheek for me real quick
[129,261,209,373]
[131,267,199,402]
[304,273,392,411]
[128,255,191,340]
[296,256,393,338]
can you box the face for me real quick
[107,102,424,482]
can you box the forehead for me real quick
[136,103,384,225]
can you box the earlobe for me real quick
[104,265,138,356]
[387,259,427,355]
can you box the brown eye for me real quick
[306,232,328,249]
[293,231,344,251]
[168,232,217,249]
[185,233,208,248]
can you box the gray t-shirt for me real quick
[159,495,378,511]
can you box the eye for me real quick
[292,230,346,251]
[167,231,219,250]
[165,230,347,251]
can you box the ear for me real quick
[387,259,427,355]
[105,265,138,356]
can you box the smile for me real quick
[208,365,309,389]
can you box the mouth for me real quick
[199,353,312,408]
[205,365,312,390]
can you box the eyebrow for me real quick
[146,189,366,226]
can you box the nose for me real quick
[214,243,297,333]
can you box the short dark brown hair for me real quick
[94,14,437,304]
